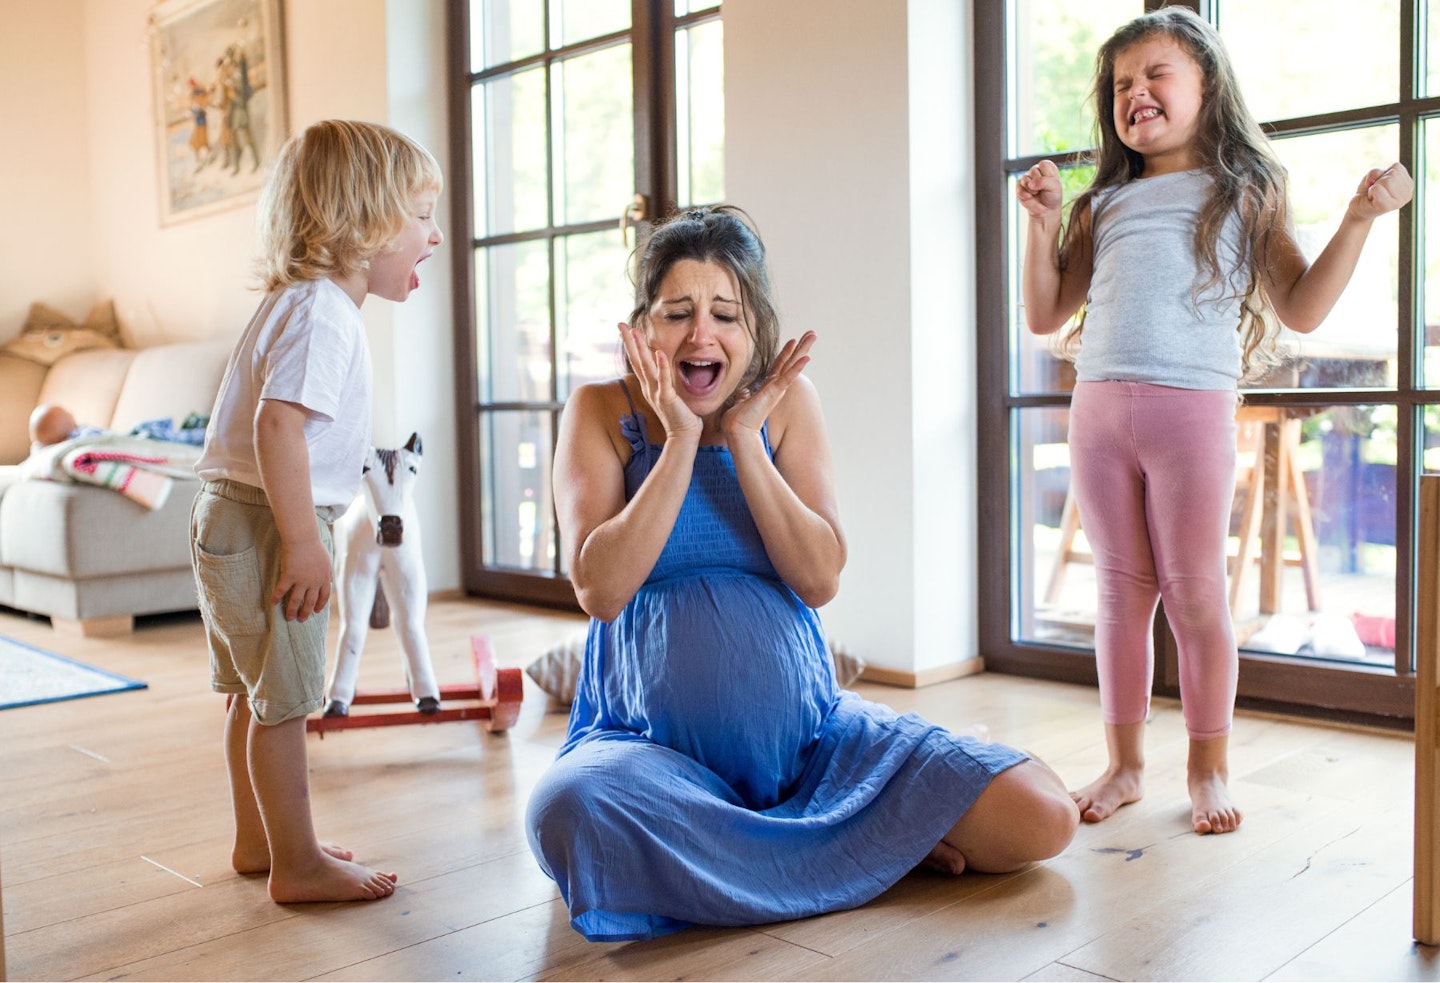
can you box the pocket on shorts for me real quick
[193,542,269,637]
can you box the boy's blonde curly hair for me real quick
[256,119,443,292]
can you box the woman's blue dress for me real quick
[526,385,1027,942]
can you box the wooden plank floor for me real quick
[0,593,1434,982]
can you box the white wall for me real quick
[907,0,978,675]
[0,0,981,677]
[726,0,978,675]
[0,0,96,334]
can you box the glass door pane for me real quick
[557,229,631,399]
[1232,404,1396,668]
[474,241,552,404]
[480,409,556,572]
[1008,0,1138,158]
[1424,117,1440,387]
[551,0,629,47]
[1017,405,1094,648]
[1008,166,1093,395]
[554,43,634,225]
[474,68,548,236]
[1219,0,1398,123]
[471,0,544,71]
[1254,126,1402,391]
[676,17,724,206]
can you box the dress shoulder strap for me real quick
[616,377,639,417]
[615,378,652,461]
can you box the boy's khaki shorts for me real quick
[190,479,337,726]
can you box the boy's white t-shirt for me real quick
[196,278,372,512]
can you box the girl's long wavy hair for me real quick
[1058,6,1288,380]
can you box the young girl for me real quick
[193,120,443,901]
[1016,7,1412,836]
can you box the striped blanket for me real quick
[20,433,202,510]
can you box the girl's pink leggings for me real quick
[1068,380,1238,740]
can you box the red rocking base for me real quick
[306,635,523,737]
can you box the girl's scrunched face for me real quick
[644,258,755,418]
[1111,35,1206,174]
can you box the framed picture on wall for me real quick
[149,0,287,226]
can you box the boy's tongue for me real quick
[410,269,421,290]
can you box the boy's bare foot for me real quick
[1070,765,1144,823]
[920,839,967,875]
[232,840,355,875]
[1188,769,1242,834]
[268,853,398,903]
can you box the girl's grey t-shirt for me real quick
[1075,168,1247,391]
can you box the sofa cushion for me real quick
[35,348,138,435]
[0,479,197,579]
[110,341,230,432]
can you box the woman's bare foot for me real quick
[921,839,967,875]
[1188,734,1241,834]
[268,853,398,903]
[1070,765,1144,823]
[232,840,355,875]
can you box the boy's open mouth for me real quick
[412,253,432,290]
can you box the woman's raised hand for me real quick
[619,322,701,440]
[722,331,816,440]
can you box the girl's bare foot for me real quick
[268,853,398,903]
[921,839,967,875]
[1070,765,1144,823]
[1188,734,1241,834]
[232,840,355,875]
[1189,770,1241,834]
[1072,719,1147,823]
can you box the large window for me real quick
[448,0,722,606]
[978,0,1428,723]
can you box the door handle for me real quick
[620,193,647,246]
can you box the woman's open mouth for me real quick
[678,359,722,395]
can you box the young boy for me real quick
[191,119,442,902]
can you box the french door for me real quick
[448,0,723,606]
[978,0,1427,724]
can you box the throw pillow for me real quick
[2,300,123,366]
[525,634,586,705]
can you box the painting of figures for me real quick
[150,0,286,225]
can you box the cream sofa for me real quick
[0,340,232,634]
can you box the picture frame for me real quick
[149,0,287,226]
